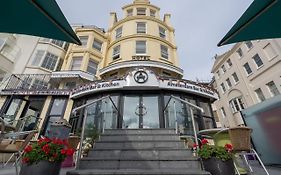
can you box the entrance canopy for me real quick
[1,0,81,45]
[218,0,281,46]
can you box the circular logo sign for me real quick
[134,71,148,84]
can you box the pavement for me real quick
[0,165,280,175]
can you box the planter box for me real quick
[20,160,61,175]
[202,157,235,175]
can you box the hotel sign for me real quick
[70,70,218,99]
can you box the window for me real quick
[92,39,103,52]
[226,78,232,89]
[221,65,226,74]
[41,52,58,71]
[245,41,253,49]
[31,50,44,66]
[161,45,168,59]
[65,82,76,89]
[136,41,146,54]
[137,22,146,34]
[266,81,280,97]
[127,9,133,16]
[150,9,156,17]
[159,26,166,39]
[232,72,239,83]
[226,59,232,68]
[71,57,82,70]
[79,36,88,46]
[112,45,120,60]
[51,40,64,47]
[216,70,220,78]
[137,8,146,15]
[87,59,98,75]
[237,48,243,58]
[243,62,252,75]
[229,97,245,113]
[255,88,266,102]
[220,83,226,93]
[220,107,226,118]
[115,27,122,39]
[252,54,263,68]
[263,43,277,60]
[55,58,63,71]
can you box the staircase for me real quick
[67,129,210,175]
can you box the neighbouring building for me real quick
[0,0,218,137]
[211,39,281,127]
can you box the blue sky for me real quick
[57,0,253,81]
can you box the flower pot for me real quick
[20,160,61,175]
[202,157,235,175]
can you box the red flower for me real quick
[201,138,208,145]
[22,157,29,163]
[66,148,75,156]
[61,149,67,155]
[193,144,198,148]
[24,145,32,153]
[42,144,50,154]
[224,143,233,152]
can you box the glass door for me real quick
[122,95,159,129]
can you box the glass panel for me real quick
[4,99,23,122]
[123,96,139,128]
[102,96,118,129]
[142,96,159,128]
[49,99,66,115]
[164,98,195,135]
[202,117,214,129]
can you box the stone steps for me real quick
[67,129,210,175]
[93,140,185,149]
[67,169,210,175]
[88,149,193,159]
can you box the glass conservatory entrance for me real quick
[122,95,159,129]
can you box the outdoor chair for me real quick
[228,127,269,175]
[0,130,37,175]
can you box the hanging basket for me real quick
[228,127,252,151]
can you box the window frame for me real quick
[136,41,146,55]
[40,52,59,71]
[87,59,98,75]
[137,8,146,16]
[115,27,123,39]
[70,57,83,70]
[266,81,280,97]
[245,41,253,50]
[255,88,266,102]
[252,54,264,68]
[112,45,121,60]
[79,36,88,47]
[159,26,166,39]
[137,22,146,34]
[160,44,169,59]
[232,72,239,84]
[243,62,253,76]
[92,39,103,52]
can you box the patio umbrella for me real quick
[218,0,281,46]
[1,0,81,45]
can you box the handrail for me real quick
[71,95,119,169]
[164,95,204,151]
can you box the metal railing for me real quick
[164,95,204,150]
[71,95,119,169]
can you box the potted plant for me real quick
[20,137,75,175]
[194,139,235,175]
